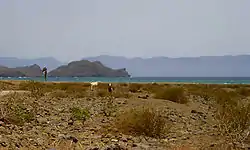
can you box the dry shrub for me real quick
[214,89,250,144]
[97,87,131,98]
[235,87,250,97]
[213,90,239,106]
[70,107,90,122]
[129,83,142,93]
[50,140,83,150]
[65,89,87,98]
[56,83,88,91]
[115,106,170,138]
[142,83,161,93]
[0,94,35,126]
[215,101,250,137]
[97,82,109,89]
[172,145,192,150]
[0,81,16,90]
[97,89,110,97]
[19,81,53,98]
[113,90,131,98]
[112,86,131,98]
[154,87,188,104]
[53,83,88,98]
[120,83,128,87]
[50,90,69,98]
[201,143,244,150]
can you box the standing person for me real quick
[42,67,48,81]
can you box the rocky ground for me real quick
[0,81,249,150]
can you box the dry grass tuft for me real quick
[235,87,250,97]
[0,94,35,126]
[97,87,131,98]
[154,87,188,104]
[0,81,17,90]
[97,89,110,97]
[128,83,143,93]
[142,83,161,93]
[215,101,250,137]
[115,106,170,138]
[70,107,90,122]
[19,81,52,98]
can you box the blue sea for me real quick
[1,77,250,84]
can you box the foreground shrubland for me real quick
[0,81,249,150]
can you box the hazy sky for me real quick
[0,0,250,61]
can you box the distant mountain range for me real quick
[0,57,62,71]
[0,64,43,77]
[83,55,250,77]
[0,60,130,77]
[49,60,130,77]
[1,55,250,77]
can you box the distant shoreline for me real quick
[0,79,249,85]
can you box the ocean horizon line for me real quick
[1,76,250,84]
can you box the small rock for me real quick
[121,137,128,142]
[127,136,133,141]
[168,138,177,142]
[68,120,74,125]
[72,137,78,143]
[197,111,204,115]
[132,143,137,147]
[191,110,197,113]
[0,142,8,147]
[58,134,65,139]
[181,136,189,140]
[111,139,119,142]
[37,117,48,124]
[105,133,113,138]
[0,121,4,125]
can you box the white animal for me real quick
[90,81,99,91]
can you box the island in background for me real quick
[0,60,130,77]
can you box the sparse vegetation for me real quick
[0,93,35,126]
[235,87,250,97]
[70,107,90,121]
[216,101,250,134]
[154,87,188,104]
[115,106,170,138]
[128,83,142,93]
[0,81,249,149]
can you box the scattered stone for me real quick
[121,137,128,142]
[138,95,149,99]
[111,139,119,142]
[68,120,74,125]
[0,142,7,147]
[58,134,65,139]
[37,118,48,124]
[191,110,197,113]
[105,144,127,150]
[0,121,4,126]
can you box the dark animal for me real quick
[108,83,113,93]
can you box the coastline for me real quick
[0,79,248,85]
